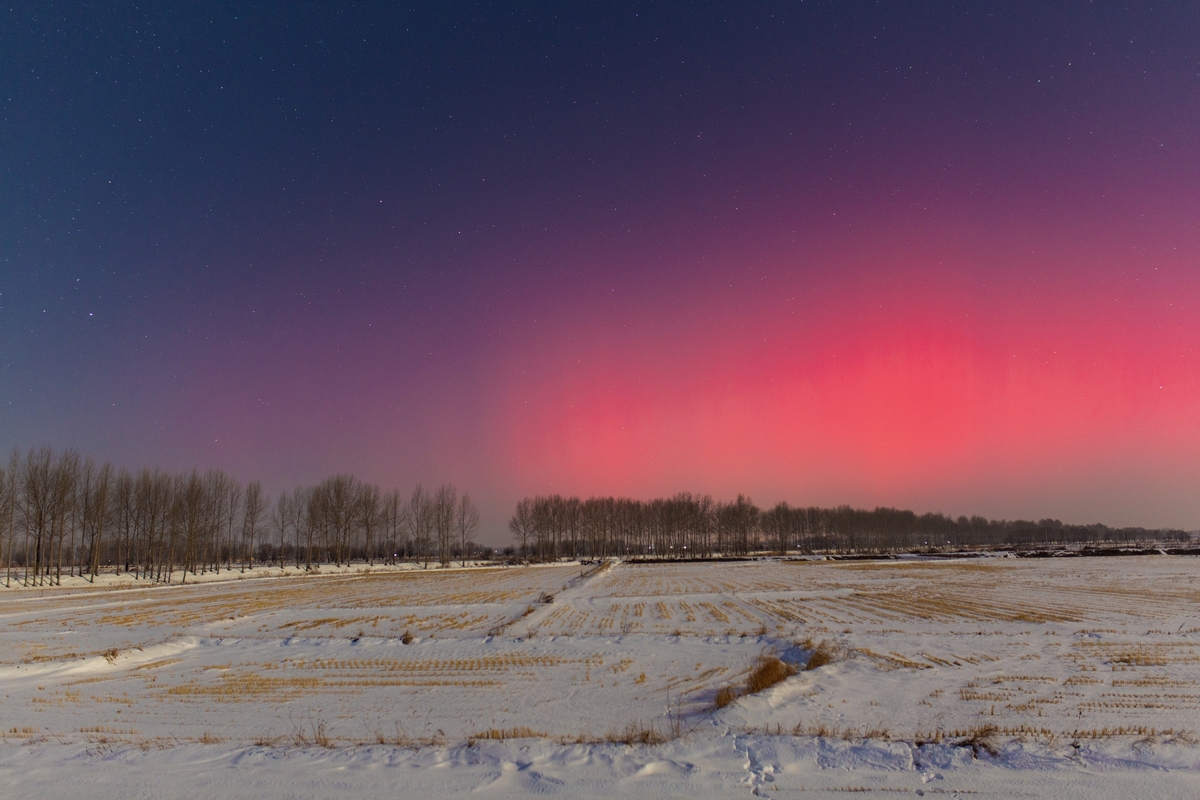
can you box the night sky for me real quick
[4,3,1199,539]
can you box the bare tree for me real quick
[509,497,535,561]
[456,492,479,567]
[306,486,326,568]
[289,487,310,568]
[221,474,243,573]
[177,472,207,583]
[78,459,113,582]
[135,469,174,582]
[381,489,403,564]
[242,481,265,570]
[407,486,433,568]
[433,484,457,566]
[49,450,80,585]
[0,449,17,587]
[271,492,290,568]
[360,483,381,565]
[313,475,359,565]
[21,446,54,586]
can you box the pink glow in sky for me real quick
[489,225,1200,528]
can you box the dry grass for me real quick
[62,565,581,636]
[959,724,1000,757]
[744,722,892,741]
[800,638,844,670]
[746,655,796,693]
[363,722,446,748]
[289,713,333,748]
[605,721,669,745]
[2,727,40,740]
[564,719,672,746]
[715,653,796,709]
[470,727,546,741]
[714,685,740,709]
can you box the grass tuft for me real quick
[714,685,740,709]
[746,655,796,694]
[799,637,844,670]
[959,724,1000,758]
[716,653,796,709]
[290,713,333,748]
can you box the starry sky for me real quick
[3,2,1199,539]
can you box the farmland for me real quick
[1,556,1199,797]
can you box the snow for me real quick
[2,556,1199,797]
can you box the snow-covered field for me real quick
[2,556,1199,797]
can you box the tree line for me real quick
[508,494,1191,560]
[0,446,480,587]
[2,445,1188,587]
